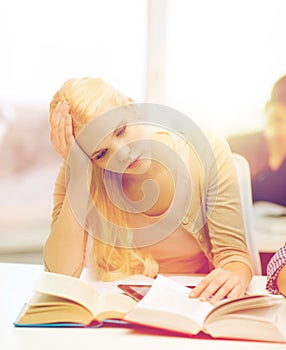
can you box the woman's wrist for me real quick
[222,261,252,288]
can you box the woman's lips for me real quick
[128,156,141,169]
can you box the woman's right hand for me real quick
[50,101,91,182]
[50,101,75,161]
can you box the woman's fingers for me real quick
[50,101,63,150]
[189,268,245,304]
[50,101,74,160]
[189,268,224,299]
[58,107,68,152]
[65,113,74,151]
[209,278,242,305]
[50,101,90,174]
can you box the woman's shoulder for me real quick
[201,129,229,147]
[227,131,264,149]
[151,128,231,166]
[194,129,231,161]
[157,127,227,149]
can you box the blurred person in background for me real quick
[228,75,286,207]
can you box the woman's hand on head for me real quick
[50,101,75,161]
[189,267,248,305]
[50,101,92,180]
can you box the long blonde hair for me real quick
[49,77,158,280]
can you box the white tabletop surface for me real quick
[1,262,286,350]
[253,203,286,253]
[255,231,286,253]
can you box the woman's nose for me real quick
[115,142,132,161]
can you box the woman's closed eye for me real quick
[92,124,127,161]
[95,149,108,160]
[115,124,127,137]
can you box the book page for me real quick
[16,292,94,325]
[126,275,213,327]
[33,272,137,319]
[205,294,284,323]
[33,272,100,313]
[204,302,286,342]
[91,293,137,320]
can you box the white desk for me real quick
[1,263,285,350]
[255,230,286,254]
[253,216,286,274]
[253,203,286,253]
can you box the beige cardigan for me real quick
[49,129,253,274]
[171,130,253,272]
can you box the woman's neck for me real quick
[122,159,176,217]
[121,130,177,216]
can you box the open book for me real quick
[124,275,286,342]
[14,272,137,327]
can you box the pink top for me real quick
[135,213,212,274]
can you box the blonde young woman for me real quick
[44,77,253,304]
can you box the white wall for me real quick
[0,0,147,106]
[164,0,286,136]
[1,0,286,137]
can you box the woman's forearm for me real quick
[44,119,93,277]
[43,193,87,277]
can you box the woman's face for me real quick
[87,114,152,174]
[265,102,286,142]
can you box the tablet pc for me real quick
[117,285,151,302]
[117,284,195,302]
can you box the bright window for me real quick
[0,0,147,105]
[165,0,286,135]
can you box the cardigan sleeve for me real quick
[44,161,88,275]
[50,161,68,228]
[202,133,253,272]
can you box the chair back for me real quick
[232,153,262,275]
